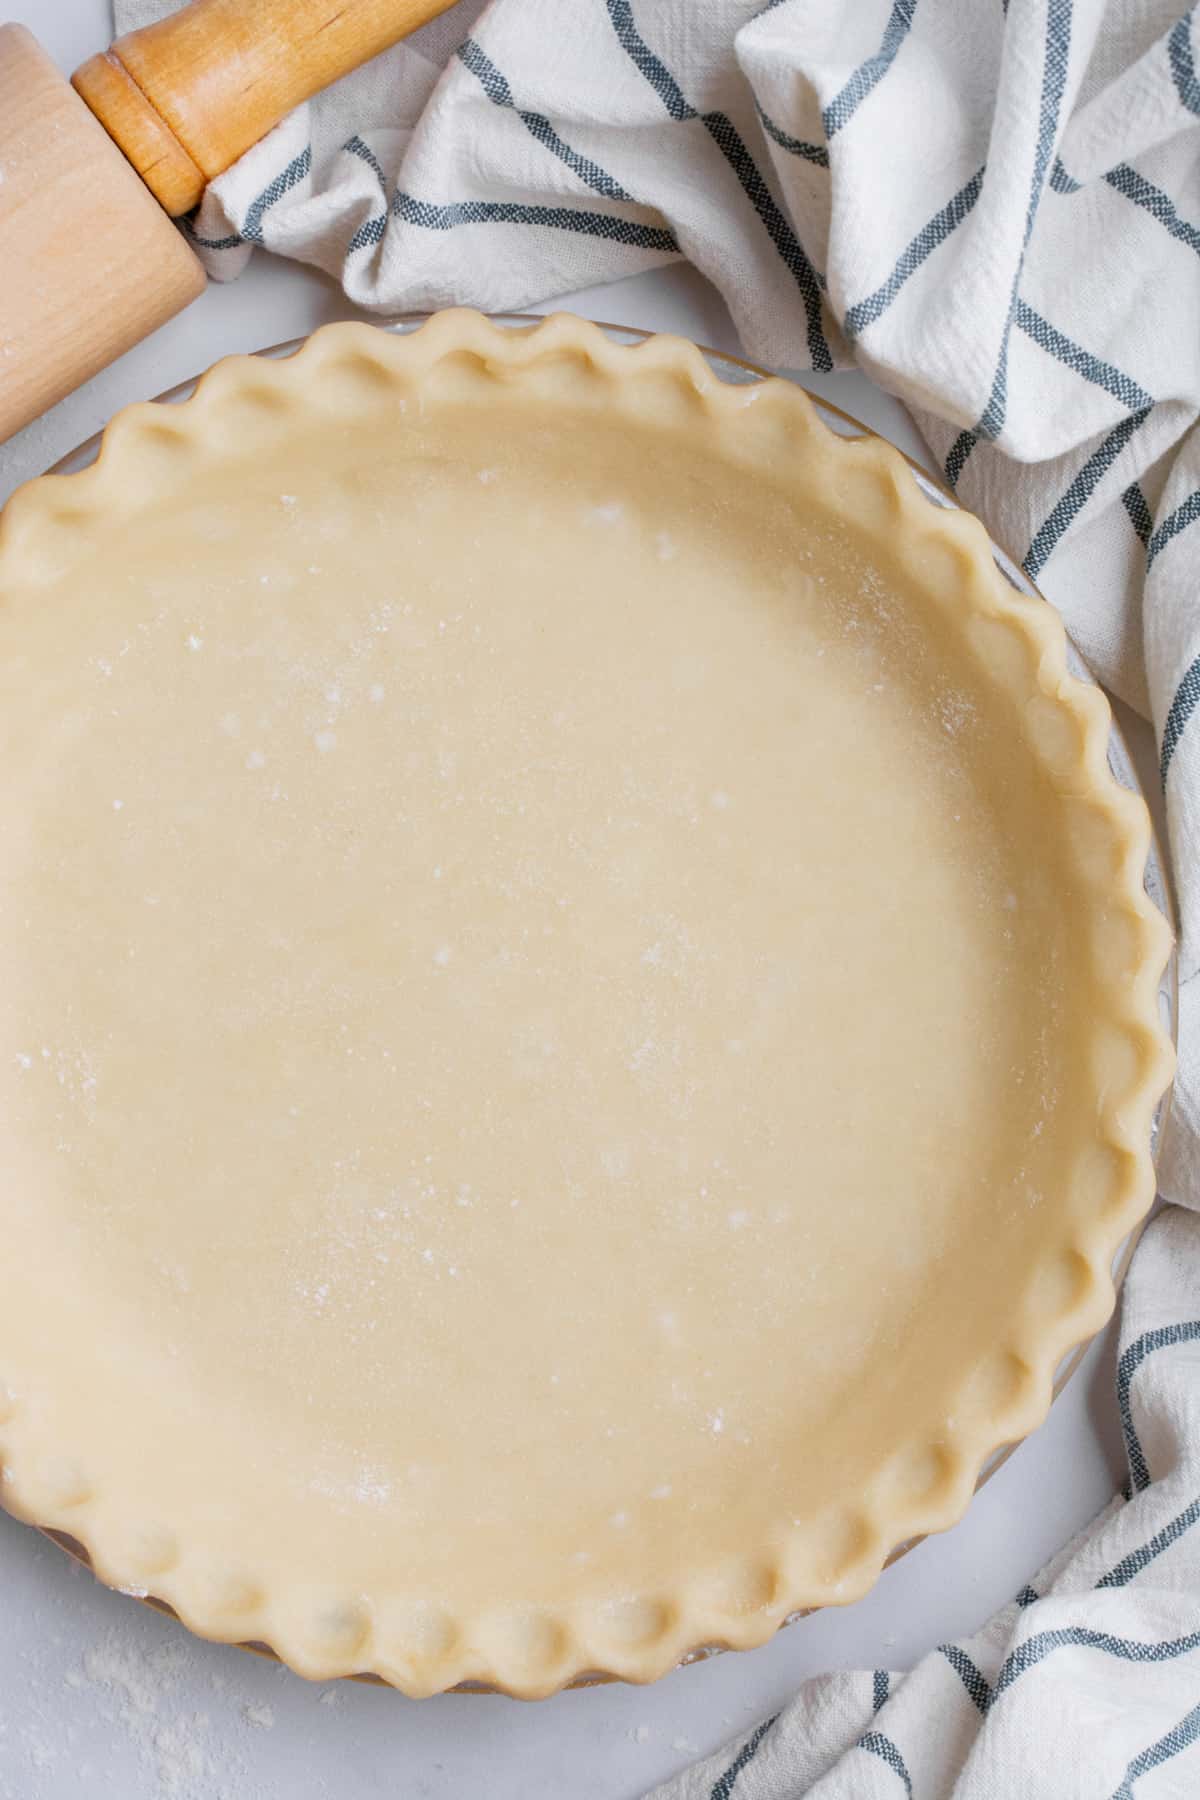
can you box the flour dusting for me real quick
[57,1634,257,1797]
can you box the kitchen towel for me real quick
[114,1,1200,1792]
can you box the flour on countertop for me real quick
[3,1607,342,1800]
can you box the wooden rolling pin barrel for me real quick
[0,0,454,445]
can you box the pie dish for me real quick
[0,310,1173,1696]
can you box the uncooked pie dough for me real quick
[0,313,1171,1694]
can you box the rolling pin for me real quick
[0,0,456,446]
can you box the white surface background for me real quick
[0,5,1156,1795]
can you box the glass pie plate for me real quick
[27,314,1176,1690]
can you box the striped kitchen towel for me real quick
[116,1,1200,1792]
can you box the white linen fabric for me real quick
[112,2,1200,1791]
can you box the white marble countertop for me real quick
[0,6,1139,1796]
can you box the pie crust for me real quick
[0,312,1173,1696]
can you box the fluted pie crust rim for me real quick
[0,311,1174,1697]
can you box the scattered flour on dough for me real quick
[601,1144,631,1180]
[936,689,977,736]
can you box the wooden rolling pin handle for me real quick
[72,0,457,218]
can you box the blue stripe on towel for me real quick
[1117,1322,1200,1485]
[606,0,694,119]
[344,133,388,185]
[944,428,978,488]
[976,0,1073,441]
[1122,482,1154,545]
[823,0,919,137]
[393,191,678,250]
[756,103,829,166]
[1013,300,1155,578]
[708,1713,778,1800]
[844,164,985,337]
[858,1730,913,1795]
[940,1644,991,1712]
[1025,408,1150,578]
[989,1627,1200,1711]
[339,135,676,255]
[1161,662,1200,786]
[1014,300,1152,409]
[1110,1700,1200,1799]
[1169,13,1200,116]
[1148,490,1200,568]
[458,39,643,204]
[1097,1495,1200,1589]
[1105,164,1200,260]
[242,146,313,243]
[606,0,832,369]
[180,214,244,251]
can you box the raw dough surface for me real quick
[0,316,1170,1693]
